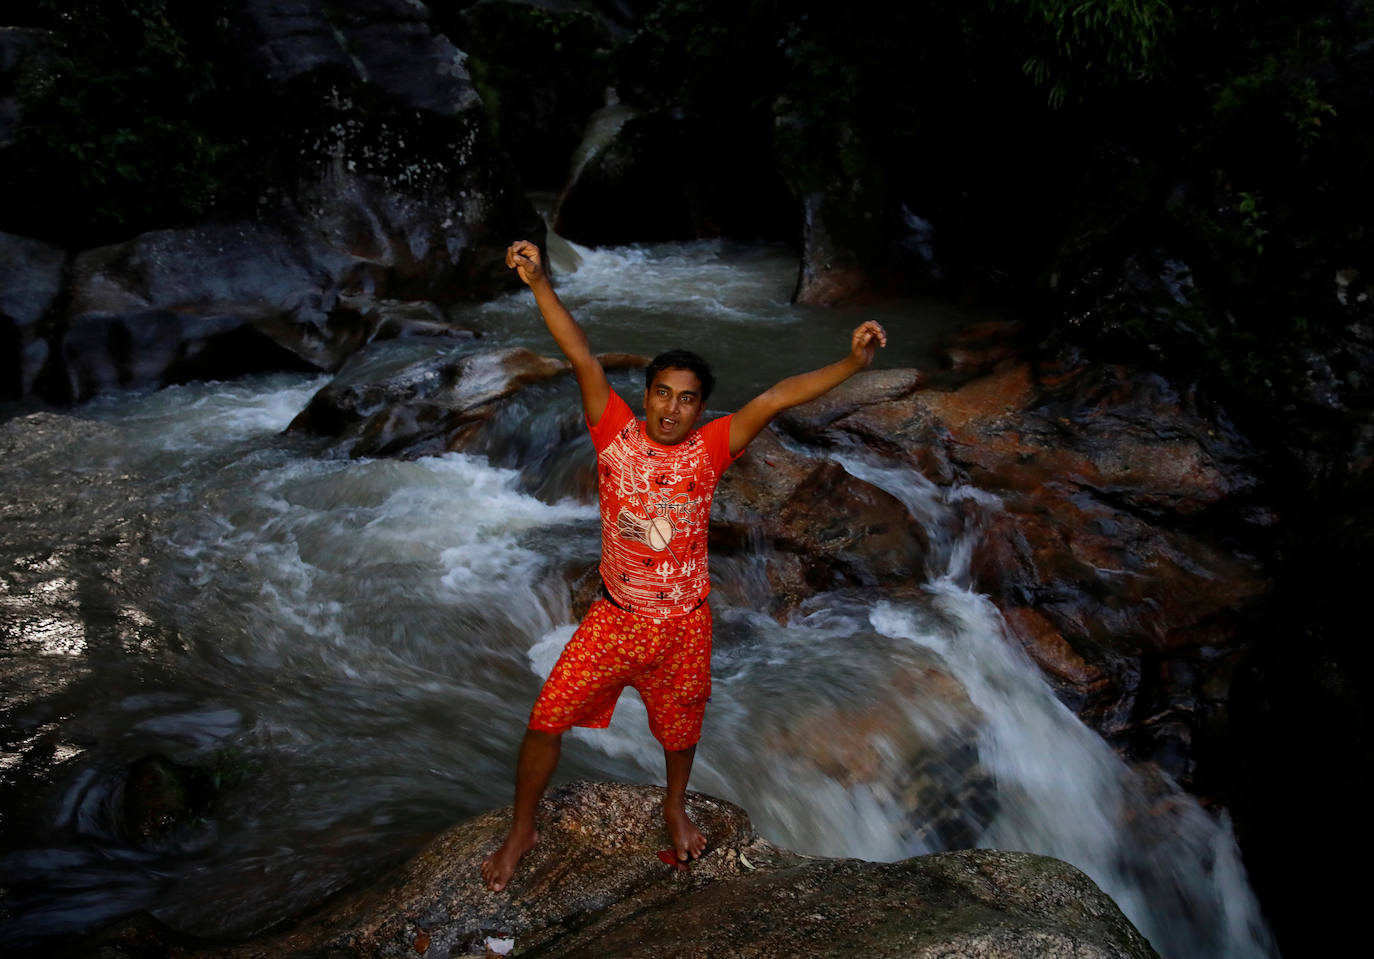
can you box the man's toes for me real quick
[481,854,505,891]
[674,834,705,861]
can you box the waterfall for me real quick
[843,457,1277,959]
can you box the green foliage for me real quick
[2,0,245,242]
[619,0,781,115]
[459,0,614,189]
[1206,7,1346,157]
[622,2,970,180]
[1236,190,1268,255]
[1283,76,1338,149]
[1008,0,1176,107]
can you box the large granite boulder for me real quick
[0,231,64,399]
[47,222,349,401]
[287,347,571,459]
[238,0,477,115]
[76,782,1159,959]
[2,1,542,405]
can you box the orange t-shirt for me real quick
[589,391,741,618]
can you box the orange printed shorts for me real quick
[528,598,713,751]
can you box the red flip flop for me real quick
[656,849,691,872]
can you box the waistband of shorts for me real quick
[600,582,705,617]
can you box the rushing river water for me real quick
[0,239,1276,958]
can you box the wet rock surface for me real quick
[286,347,571,459]
[767,651,997,852]
[780,360,1273,786]
[121,755,210,845]
[74,782,1158,959]
[0,231,64,399]
[713,428,929,616]
[285,348,653,463]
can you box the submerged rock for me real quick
[75,782,1159,959]
[767,653,997,852]
[122,755,212,845]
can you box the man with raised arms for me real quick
[482,238,886,892]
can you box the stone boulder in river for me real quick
[77,782,1159,959]
[0,230,64,399]
[287,347,571,459]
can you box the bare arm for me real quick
[506,239,610,425]
[728,320,887,456]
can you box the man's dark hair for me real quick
[646,349,715,404]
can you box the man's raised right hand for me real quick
[506,239,545,287]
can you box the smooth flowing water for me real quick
[0,239,1276,957]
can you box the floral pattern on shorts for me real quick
[528,598,712,751]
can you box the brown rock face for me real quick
[791,192,874,306]
[937,318,1029,374]
[781,359,1272,783]
[713,428,929,615]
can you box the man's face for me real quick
[643,367,704,445]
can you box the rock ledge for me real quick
[81,782,1159,959]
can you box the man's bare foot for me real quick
[664,801,707,862]
[481,826,538,892]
